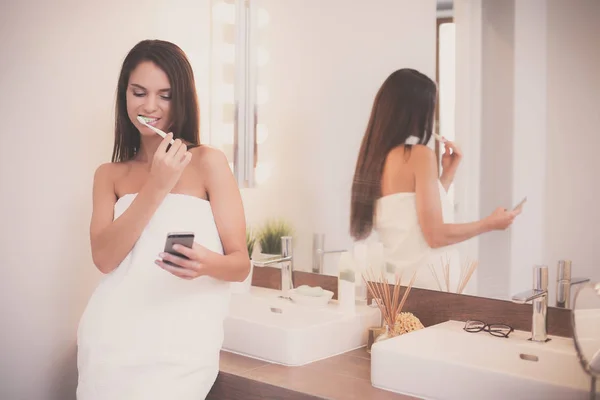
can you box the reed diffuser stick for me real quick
[442,255,450,292]
[429,254,479,294]
[429,263,443,291]
[397,271,417,312]
[457,260,479,294]
[458,256,469,291]
[362,267,417,332]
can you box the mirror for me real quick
[231,0,600,310]
[446,0,600,308]
[572,282,600,398]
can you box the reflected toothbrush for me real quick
[137,115,175,145]
[434,133,447,143]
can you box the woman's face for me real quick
[126,61,173,137]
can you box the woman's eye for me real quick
[131,91,170,100]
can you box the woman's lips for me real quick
[139,115,161,126]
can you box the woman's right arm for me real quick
[89,163,168,274]
[90,135,192,274]
[413,145,518,249]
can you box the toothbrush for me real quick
[137,115,175,145]
[433,133,446,143]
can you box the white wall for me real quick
[243,0,437,274]
[477,0,515,300]
[453,0,483,295]
[0,1,211,398]
[455,0,600,301]
[544,0,600,291]
[510,0,548,298]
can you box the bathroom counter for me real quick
[207,348,414,400]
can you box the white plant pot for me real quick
[258,253,280,259]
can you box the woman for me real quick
[77,40,250,399]
[350,68,520,289]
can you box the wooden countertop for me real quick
[207,348,415,400]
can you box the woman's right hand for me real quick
[485,207,521,231]
[147,133,193,194]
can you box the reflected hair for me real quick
[349,68,437,240]
[112,39,201,163]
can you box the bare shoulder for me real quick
[189,145,229,173]
[409,145,438,180]
[387,144,434,165]
[190,145,238,200]
[94,162,116,183]
[94,162,130,183]
[406,144,436,167]
[190,144,227,160]
[94,162,113,178]
[408,144,435,157]
[93,162,133,199]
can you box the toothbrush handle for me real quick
[146,123,175,145]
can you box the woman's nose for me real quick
[143,95,159,113]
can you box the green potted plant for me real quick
[257,218,294,256]
[246,228,256,260]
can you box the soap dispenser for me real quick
[337,251,357,314]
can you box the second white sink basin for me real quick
[222,286,380,366]
[371,320,598,400]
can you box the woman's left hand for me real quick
[440,138,463,172]
[155,242,211,280]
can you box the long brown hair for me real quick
[112,39,201,162]
[349,68,437,240]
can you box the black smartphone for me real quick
[163,232,195,267]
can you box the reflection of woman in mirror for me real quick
[76,40,250,399]
[349,68,520,289]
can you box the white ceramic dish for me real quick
[288,288,334,308]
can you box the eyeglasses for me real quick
[463,320,514,338]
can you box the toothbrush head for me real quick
[136,115,175,144]
[137,115,152,125]
[434,133,446,143]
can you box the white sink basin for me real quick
[222,286,380,366]
[371,320,598,400]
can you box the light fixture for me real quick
[210,0,270,188]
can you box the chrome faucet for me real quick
[252,236,294,294]
[511,265,549,343]
[556,260,590,308]
[312,233,346,274]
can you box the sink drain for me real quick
[519,353,539,362]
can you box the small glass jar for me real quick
[366,326,386,353]
[375,324,392,343]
